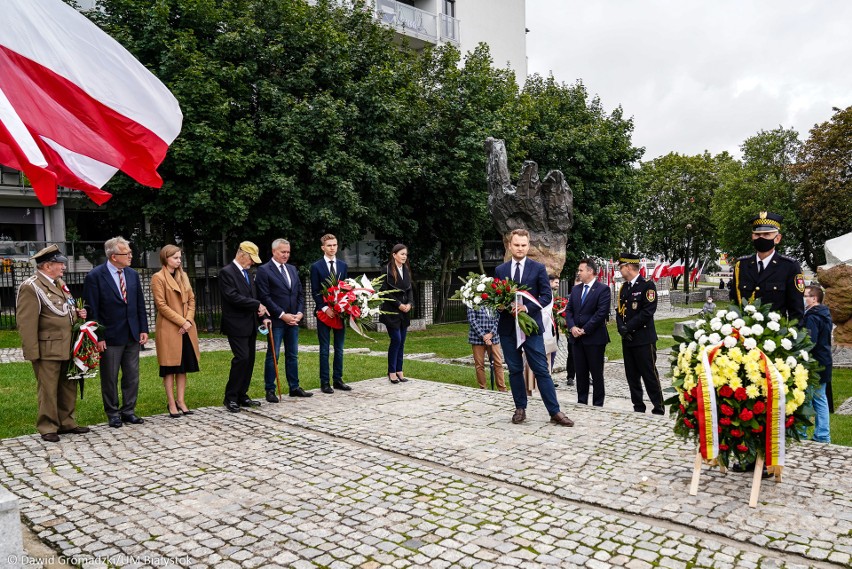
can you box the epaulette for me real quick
[775,253,798,263]
[736,255,751,263]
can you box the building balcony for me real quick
[375,0,459,47]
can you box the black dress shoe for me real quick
[167,403,181,418]
[321,386,334,394]
[177,403,194,415]
[58,426,90,434]
[41,433,60,442]
[289,387,313,398]
[224,401,241,413]
[266,390,280,403]
[239,399,261,407]
[121,414,145,424]
[333,382,352,391]
[108,417,123,428]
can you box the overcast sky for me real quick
[525,0,852,162]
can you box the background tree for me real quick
[636,152,719,292]
[793,106,852,269]
[712,128,802,261]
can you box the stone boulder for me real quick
[817,263,852,346]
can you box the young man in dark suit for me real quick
[310,234,352,394]
[83,236,149,428]
[256,238,311,402]
[616,252,664,415]
[565,258,611,407]
[494,229,573,427]
[220,241,270,412]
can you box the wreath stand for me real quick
[688,452,780,507]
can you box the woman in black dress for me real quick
[379,244,413,383]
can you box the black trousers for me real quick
[572,342,606,406]
[224,334,257,403]
[622,342,664,413]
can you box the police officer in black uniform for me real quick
[616,252,665,415]
[729,212,805,323]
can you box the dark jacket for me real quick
[310,257,349,311]
[256,260,303,329]
[616,276,658,346]
[803,303,833,384]
[219,262,261,337]
[730,252,804,323]
[379,264,412,329]
[564,280,611,346]
[83,263,148,345]
[494,258,550,337]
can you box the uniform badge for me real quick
[795,274,805,293]
[646,289,656,303]
[631,301,638,310]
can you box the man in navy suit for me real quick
[495,229,573,426]
[256,238,312,402]
[310,234,352,394]
[84,236,149,428]
[220,241,271,412]
[565,258,611,407]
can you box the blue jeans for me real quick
[812,383,831,443]
[387,326,408,374]
[264,325,300,392]
[317,319,345,386]
[499,333,560,416]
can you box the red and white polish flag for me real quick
[0,0,182,206]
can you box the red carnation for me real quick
[739,408,754,422]
[481,293,489,299]
[719,444,729,451]
[683,392,693,403]
[734,387,748,401]
[719,385,734,398]
[678,404,686,414]
[730,429,744,438]
[720,404,734,417]
[683,418,695,429]
[752,401,766,414]
[719,417,732,426]
[785,416,795,428]
[736,444,748,452]
[751,425,763,433]
[690,386,698,399]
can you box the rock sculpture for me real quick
[816,231,852,346]
[485,137,573,277]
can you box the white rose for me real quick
[768,312,781,322]
[789,328,797,340]
[721,324,733,336]
[476,283,485,292]
[708,333,721,344]
[781,338,793,350]
[716,309,728,318]
[710,318,722,331]
[723,336,737,348]
[473,297,482,305]
[786,356,797,368]
[763,339,777,353]
[733,318,746,329]
[767,321,781,332]
[726,311,739,321]
[744,305,757,313]
[800,350,809,362]
[751,323,764,336]
[739,326,752,337]
[688,342,698,352]
[698,335,709,345]
[694,329,706,340]
[752,312,765,322]
[743,338,757,350]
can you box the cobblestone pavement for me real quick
[1,379,850,568]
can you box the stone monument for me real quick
[485,137,573,276]
[816,231,852,346]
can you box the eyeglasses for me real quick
[113,252,133,256]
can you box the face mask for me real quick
[752,237,775,253]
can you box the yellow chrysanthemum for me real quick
[728,377,743,390]
[793,389,806,405]
[728,347,744,363]
[745,384,760,398]
[785,401,798,415]
[795,376,808,391]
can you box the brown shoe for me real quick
[41,433,60,442]
[511,408,526,424]
[550,412,574,427]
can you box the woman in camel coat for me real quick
[151,245,201,417]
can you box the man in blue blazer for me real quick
[310,234,352,394]
[565,258,611,407]
[256,238,312,402]
[494,229,573,426]
[83,236,149,428]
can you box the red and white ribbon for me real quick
[515,290,542,348]
[72,321,99,371]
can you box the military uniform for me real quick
[616,253,664,414]
[17,258,81,437]
[730,253,804,323]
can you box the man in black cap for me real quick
[616,252,665,415]
[17,245,90,442]
[729,212,805,322]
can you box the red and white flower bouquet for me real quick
[317,274,397,338]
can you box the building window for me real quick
[0,207,44,242]
[443,0,455,17]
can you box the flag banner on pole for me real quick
[0,0,183,206]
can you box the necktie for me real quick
[329,260,335,276]
[758,260,764,274]
[117,269,127,303]
[280,263,291,287]
[242,269,250,285]
[513,262,521,282]
[580,284,589,305]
